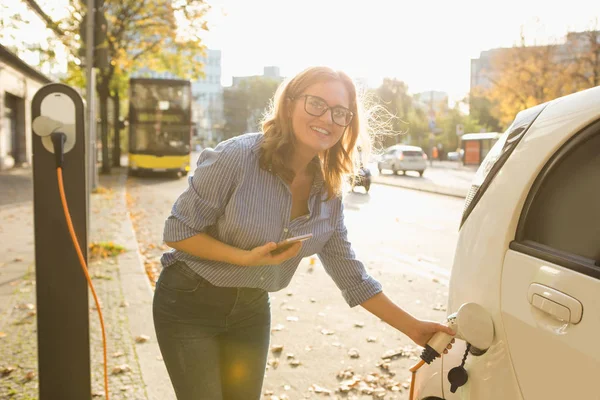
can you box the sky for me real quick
[199,0,600,104]
[33,0,600,104]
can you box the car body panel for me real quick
[414,86,600,399]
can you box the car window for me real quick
[516,126,600,268]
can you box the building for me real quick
[470,30,600,95]
[0,0,69,170]
[413,90,449,114]
[232,66,284,87]
[191,49,224,146]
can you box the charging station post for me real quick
[31,84,91,399]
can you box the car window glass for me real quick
[522,132,600,262]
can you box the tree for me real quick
[222,76,280,139]
[467,92,501,132]
[222,87,249,140]
[567,25,600,90]
[60,0,210,173]
[481,34,570,129]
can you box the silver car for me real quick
[377,145,428,176]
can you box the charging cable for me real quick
[51,132,110,399]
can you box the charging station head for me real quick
[455,303,495,352]
[33,116,76,155]
[33,116,63,137]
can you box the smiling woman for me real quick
[260,67,365,199]
[153,65,454,400]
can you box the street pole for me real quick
[86,0,97,196]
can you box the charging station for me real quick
[31,83,91,399]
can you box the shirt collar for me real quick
[252,133,325,193]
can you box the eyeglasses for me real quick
[292,94,354,127]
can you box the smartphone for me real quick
[271,233,313,255]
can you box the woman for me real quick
[153,66,454,400]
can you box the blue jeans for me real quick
[153,261,271,400]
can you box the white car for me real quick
[413,86,600,399]
[377,145,428,176]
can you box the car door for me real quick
[381,148,397,170]
[500,121,600,399]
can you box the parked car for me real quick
[413,86,600,399]
[377,145,427,176]
[447,149,463,162]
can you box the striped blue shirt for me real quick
[161,133,382,307]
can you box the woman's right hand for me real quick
[238,242,302,266]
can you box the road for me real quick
[125,156,465,399]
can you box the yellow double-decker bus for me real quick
[128,78,192,177]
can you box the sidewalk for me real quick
[369,161,477,198]
[0,168,174,399]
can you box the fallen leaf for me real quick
[1,366,17,376]
[336,366,354,380]
[23,371,36,381]
[309,384,332,395]
[271,344,284,354]
[289,359,301,367]
[135,335,150,343]
[348,348,360,359]
[112,364,132,374]
[376,360,391,371]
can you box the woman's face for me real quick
[290,80,351,155]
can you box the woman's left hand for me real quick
[408,319,456,351]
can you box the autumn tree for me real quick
[566,25,600,90]
[60,0,210,173]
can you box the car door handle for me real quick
[527,283,583,324]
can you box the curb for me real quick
[113,171,176,400]
[371,177,468,199]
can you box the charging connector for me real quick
[50,132,67,168]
